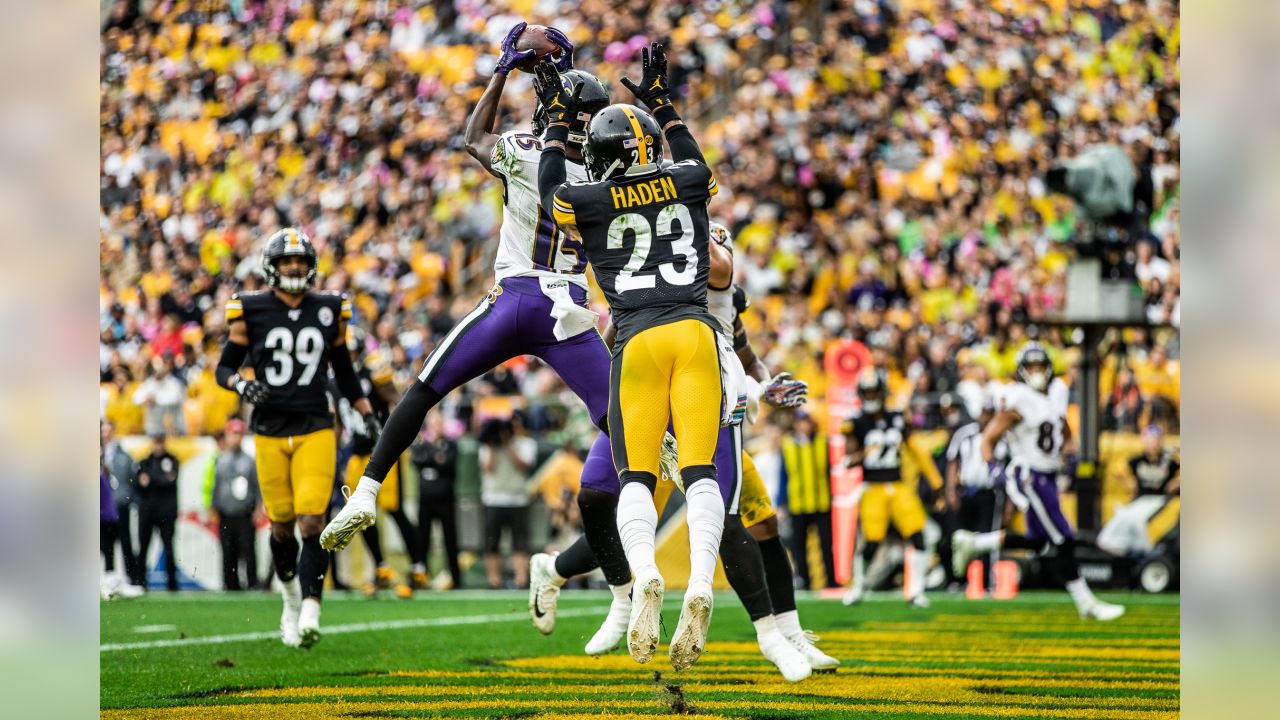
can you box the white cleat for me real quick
[951,529,978,579]
[668,589,713,671]
[321,488,376,551]
[841,585,865,606]
[758,628,812,682]
[279,578,303,647]
[788,629,840,672]
[585,593,632,656]
[627,571,664,664]
[297,597,322,648]
[1081,599,1126,621]
[908,593,931,609]
[528,552,561,635]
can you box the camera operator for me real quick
[478,414,537,589]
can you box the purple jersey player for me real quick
[321,25,623,555]
[951,343,1125,620]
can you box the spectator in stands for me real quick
[1097,425,1180,557]
[1106,368,1146,433]
[133,355,185,436]
[478,416,536,589]
[209,419,260,591]
[136,431,180,591]
[411,412,463,590]
[779,411,836,590]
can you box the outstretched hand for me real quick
[620,42,672,110]
[532,61,583,125]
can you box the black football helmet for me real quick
[857,367,888,415]
[584,103,663,181]
[261,227,317,293]
[1015,343,1053,392]
[532,69,610,146]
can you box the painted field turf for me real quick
[101,591,1179,719]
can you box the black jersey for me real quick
[226,290,350,436]
[1129,450,1179,496]
[850,411,908,483]
[551,159,720,348]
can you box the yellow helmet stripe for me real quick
[620,106,649,166]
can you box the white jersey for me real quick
[708,283,736,337]
[1000,378,1069,473]
[489,131,590,287]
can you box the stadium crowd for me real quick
[99,0,1180,586]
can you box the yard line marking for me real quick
[132,624,177,634]
[101,607,601,652]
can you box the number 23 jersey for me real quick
[225,290,350,436]
[551,159,720,348]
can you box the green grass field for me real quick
[101,590,1178,719]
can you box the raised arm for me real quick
[463,73,509,176]
[621,43,706,165]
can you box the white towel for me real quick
[716,329,749,426]
[540,276,599,341]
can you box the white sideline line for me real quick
[132,624,177,634]
[101,607,601,653]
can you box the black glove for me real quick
[532,61,583,127]
[234,377,270,404]
[362,413,381,450]
[620,43,672,110]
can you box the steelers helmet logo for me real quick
[318,306,334,326]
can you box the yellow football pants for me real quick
[609,319,721,483]
[254,428,337,522]
[859,480,927,543]
[345,454,401,512]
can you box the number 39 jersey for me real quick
[225,290,349,436]
[490,131,591,286]
[551,159,720,348]
[849,411,908,483]
[1000,379,1069,473]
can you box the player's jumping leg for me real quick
[324,288,520,551]
[292,429,337,647]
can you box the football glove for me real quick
[234,378,270,405]
[362,413,381,450]
[620,42,672,110]
[532,61,582,126]
[543,26,575,71]
[988,460,1007,488]
[762,372,808,408]
[494,21,536,76]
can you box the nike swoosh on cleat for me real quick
[534,596,546,618]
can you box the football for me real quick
[515,24,561,71]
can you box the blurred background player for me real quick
[101,420,144,591]
[410,412,463,590]
[943,394,1008,590]
[841,369,942,608]
[208,419,261,591]
[333,331,427,597]
[101,460,143,600]
[952,344,1125,620]
[321,25,627,562]
[216,228,380,647]
[535,45,727,671]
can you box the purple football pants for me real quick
[1015,468,1076,545]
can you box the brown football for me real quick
[514,24,561,71]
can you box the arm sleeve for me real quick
[538,125,571,216]
[330,347,364,403]
[664,122,706,165]
[215,341,249,388]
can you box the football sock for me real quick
[757,535,798,614]
[1066,577,1097,608]
[684,473,725,593]
[270,535,299,582]
[363,380,440,482]
[1002,532,1040,551]
[852,548,866,590]
[553,534,595,583]
[298,535,327,600]
[572,488,632,586]
[617,482,658,577]
[611,580,633,603]
[861,540,881,566]
[719,514,773,621]
[908,547,929,599]
[907,531,926,552]
[362,525,384,566]
[1055,537,1081,582]
[972,531,1003,552]
[753,613,784,641]
[775,609,804,639]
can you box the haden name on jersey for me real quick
[608,175,679,209]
